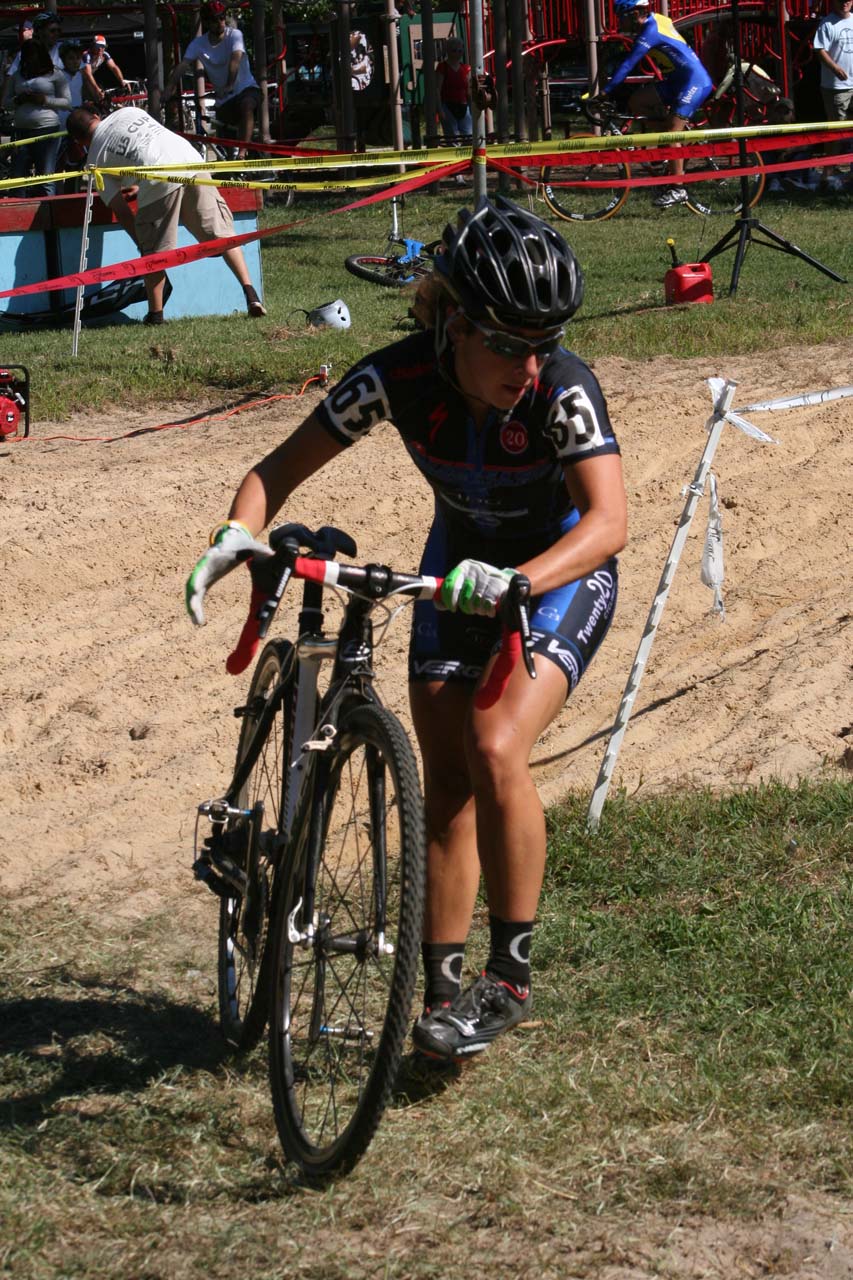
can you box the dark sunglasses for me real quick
[466,315,564,361]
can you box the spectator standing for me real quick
[164,0,261,161]
[813,0,853,187]
[67,105,266,324]
[1,18,34,108]
[32,12,64,72]
[436,34,471,183]
[58,42,84,124]
[10,39,70,196]
[81,35,130,106]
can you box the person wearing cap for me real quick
[436,34,472,183]
[596,0,713,207]
[81,34,130,105]
[66,105,267,323]
[9,38,70,195]
[164,1,261,161]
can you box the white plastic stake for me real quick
[72,170,96,358]
[585,379,736,833]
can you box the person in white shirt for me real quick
[813,0,853,186]
[164,0,260,160]
[67,106,267,324]
[57,42,84,127]
[10,38,71,195]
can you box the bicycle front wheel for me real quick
[683,149,765,216]
[269,701,426,1178]
[540,142,630,223]
[218,639,294,1051]
[344,254,428,287]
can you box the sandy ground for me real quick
[1,341,851,910]
[2,341,852,1277]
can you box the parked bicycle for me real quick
[540,98,765,222]
[193,521,533,1178]
[345,196,441,288]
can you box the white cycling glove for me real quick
[185,521,273,626]
[440,559,517,618]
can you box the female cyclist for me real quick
[186,197,628,1061]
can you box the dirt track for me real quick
[1,340,851,911]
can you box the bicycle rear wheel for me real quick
[683,149,765,216]
[540,140,630,223]
[344,254,430,287]
[218,639,294,1050]
[269,700,426,1178]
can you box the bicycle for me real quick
[540,98,765,223]
[193,521,534,1177]
[345,196,441,288]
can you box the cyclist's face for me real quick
[451,313,557,412]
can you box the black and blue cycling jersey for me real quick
[605,14,713,118]
[315,331,621,687]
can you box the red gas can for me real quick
[665,261,714,305]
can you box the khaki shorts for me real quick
[136,182,235,256]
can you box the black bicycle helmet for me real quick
[435,195,584,330]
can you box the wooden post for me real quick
[143,0,162,121]
[251,0,270,142]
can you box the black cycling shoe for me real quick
[412,973,531,1061]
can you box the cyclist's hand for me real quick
[439,559,517,617]
[185,521,273,626]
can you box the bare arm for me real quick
[80,63,103,102]
[106,55,128,89]
[224,47,243,95]
[107,191,139,246]
[228,412,348,534]
[815,48,847,81]
[164,57,192,98]
[516,453,627,593]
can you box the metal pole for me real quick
[421,0,439,149]
[270,0,285,139]
[492,0,510,194]
[469,0,487,200]
[251,0,270,142]
[335,0,356,153]
[71,172,96,359]
[586,380,737,832]
[509,0,527,142]
[583,0,600,96]
[143,0,162,120]
[384,0,406,159]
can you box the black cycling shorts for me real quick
[409,558,618,694]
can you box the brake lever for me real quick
[504,574,536,681]
[255,539,298,638]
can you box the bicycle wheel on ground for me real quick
[218,639,295,1051]
[344,254,430,287]
[269,700,426,1178]
[540,142,631,223]
[683,149,765,216]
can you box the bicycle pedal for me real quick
[192,856,229,899]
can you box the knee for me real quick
[464,719,527,796]
[423,775,474,842]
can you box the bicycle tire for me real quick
[269,700,426,1178]
[540,139,631,223]
[683,149,765,217]
[344,254,429,288]
[218,639,295,1051]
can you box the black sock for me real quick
[486,915,533,994]
[421,942,465,1009]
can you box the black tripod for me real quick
[701,0,847,294]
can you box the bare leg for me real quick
[410,681,480,943]
[466,655,568,921]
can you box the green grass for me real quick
[2,780,851,1278]
[4,184,852,421]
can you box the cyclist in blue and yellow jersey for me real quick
[598,0,713,207]
[186,198,628,1064]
